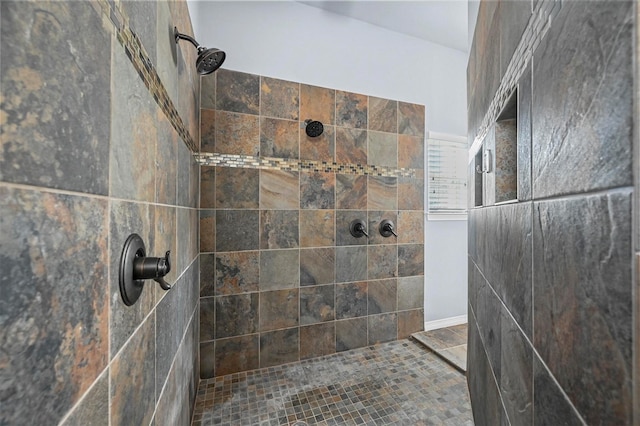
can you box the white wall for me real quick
[189,0,469,322]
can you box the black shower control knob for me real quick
[379,220,398,238]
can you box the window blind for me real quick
[427,133,468,219]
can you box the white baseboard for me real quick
[424,315,468,331]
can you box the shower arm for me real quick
[174,28,201,50]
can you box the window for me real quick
[426,132,468,220]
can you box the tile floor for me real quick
[191,339,473,425]
[411,324,468,373]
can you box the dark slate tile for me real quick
[397,211,423,245]
[175,206,196,276]
[260,289,299,331]
[336,90,367,129]
[467,315,504,426]
[336,175,367,210]
[260,170,300,210]
[483,203,533,338]
[122,1,156,65]
[200,253,215,297]
[0,1,110,195]
[336,210,368,246]
[398,244,424,277]
[156,277,186,394]
[300,248,335,286]
[110,315,155,426]
[156,113,178,205]
[533,190,633,424]
[260,210,299,249]
[200,341,215,379]
[153,205,177,303]
[176,133,198,208]
[368,279,397,314]
[368,97,397,133]
[335,246,367,283]
[472,2,501,131]
[398,134,424,170]
[397,102,425,137]
[368,245,398,280]
[397,177,423,211]
[517,61,532,201]
[532,1,633,198]
[300,84,335,125]
[497,0,531,76]
[260,328,299,368]
[155,314,197,426]
[215,251,260,295]
[300,123,335,162]
[300,284,335,325]
[200,209,215,253]
[397,276,424,311]
[397,309,424,339]
[300,172,336,209]
[300,210,335,247]
[0,187,109,425]
[200,109,215,153]
[260,117,299,159]
[476,273,502,383]
[59,368,109,426]
[200,167,215,209]
[259,249,299,291]
[200,297,215,342]
[214,111,260,156]
[501,310,533,426]
[156,1,179,109]
[336,282,368,319]
[336,318,368,352]
[300,323,336,359]
[110,46,158,202]
[109,200,155,357]
[368,313,397,345]
[368,131,397,168]
[215,293,259,338]
[176,33,200,146]
[533,357,584,426]
[214,335,260,376]
[336,128,368,165]
[216,69,260,114]
[215,167,259,209]
[261,77,299,120]
[216,210,259,252]
[201,69,216,110]
[368,176,397,210]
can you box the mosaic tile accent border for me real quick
[468,0,563,162]
[196,153,417,178]
[91,0,198,153]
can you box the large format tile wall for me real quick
[1,1,201,425]
[198,69,426,377]
[467,1,637,425]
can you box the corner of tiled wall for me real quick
[468,1,637,425]
[1,1,202,424]
[198,69,426,378]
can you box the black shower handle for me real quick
[379,220,398,238]
[119,234,173,306]
[133,251,172,290]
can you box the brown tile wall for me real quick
[199,69,425,377]
[468,1,637,425]
[1,1,201,424]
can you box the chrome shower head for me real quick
[174,27,226,75]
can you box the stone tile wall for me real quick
[1,1,201,424]
[468,1,636,425]
[199,69,426,377]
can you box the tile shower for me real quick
[467,1,638,425]
[198,69,426,377]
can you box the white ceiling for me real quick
[298,1,469,52]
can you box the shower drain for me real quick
[291,422,308,426]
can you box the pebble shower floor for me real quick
[191,339,473,425]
